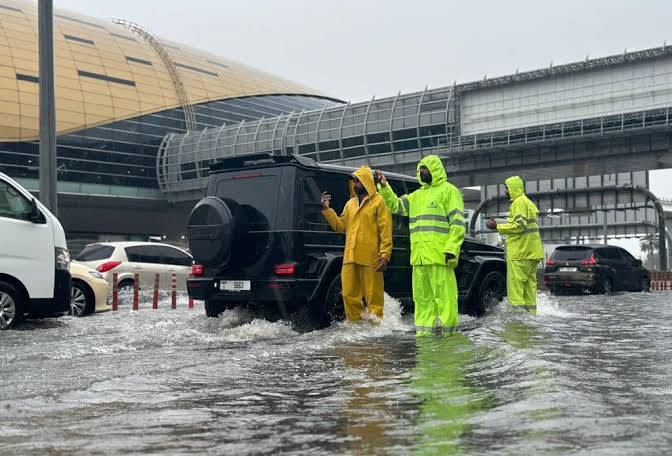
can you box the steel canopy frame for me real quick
[469,185,669,270]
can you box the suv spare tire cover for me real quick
[187,197,234,267]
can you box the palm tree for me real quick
[639,234,658,257]
[640,234,659,270]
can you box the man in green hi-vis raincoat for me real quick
[486,176,545,314]
[376,155,466,336]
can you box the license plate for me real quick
[559,267,577,272]
[220,280,251,292]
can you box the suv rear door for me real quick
[613,248,640,291]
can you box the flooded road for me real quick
[2,291,672,455]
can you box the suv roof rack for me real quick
[209,153,318,172]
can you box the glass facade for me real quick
[0,94,338,188]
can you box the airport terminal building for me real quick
[0,0,340,250]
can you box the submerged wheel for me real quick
[0,281,23,330]
[640,276,650,292]
[474,271,506,316]
[597,278,613,295]
[70,281,95,317]
[292,273,344,332]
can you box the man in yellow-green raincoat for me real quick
[486,176,544,314]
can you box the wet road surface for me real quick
[2,291,672,455]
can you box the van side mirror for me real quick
[28,198,44,223]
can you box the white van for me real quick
[0,172,71,329]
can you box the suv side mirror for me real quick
[28,198,44,223]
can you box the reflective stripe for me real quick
[399,196,410,214]
[436,325,458,335]
[410,225,451,235]
[447,208,467,219]
[450,219,465,227]
[409,214,449,224]
[512,304,537,311]
[509,227,539,237]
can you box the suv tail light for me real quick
[274,263,295,276]
[546,258,556,266]
[97,261,121,273]
[580,254,598,266]
[191,264,204,276]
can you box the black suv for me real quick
[544,244,650,295]
[186,154,507,328]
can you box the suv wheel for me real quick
[205,299,227,318]
[292,273,344,332]
[640,276,650,292]
[597,278,613,295]
[324,274,345,324]
[475,271,506,316]
[70,281,94,317]
[0,281,23,330]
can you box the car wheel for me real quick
[204,299,226,318]
[640,276,650,292]
[70,281,94,317]
[475,271,506,316]
[598,278,613,295]
[292,273,344,332]
[324,273,345,324]
[0,281,23,330]
[118,280,134,295]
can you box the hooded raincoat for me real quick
[322,165,392,320]
[496,176,545,312]
[378,155,465,335]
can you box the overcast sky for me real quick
[56,0,672,195]
[53,0,672,255]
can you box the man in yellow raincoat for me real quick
[376,155,466,336]
[486,176,545,313]
[321,165,393,321]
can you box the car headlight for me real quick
[88,270,104,279]
[55,247,70,271]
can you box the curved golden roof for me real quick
[0,0,328,141]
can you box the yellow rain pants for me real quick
[341,263,384,321]
[412,264,458,336]
[507,259,540,314]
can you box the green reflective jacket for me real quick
[497,176,545,261]
[378,155,465,267]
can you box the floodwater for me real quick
[2,291,672,455]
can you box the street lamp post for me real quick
[38,0,57,215]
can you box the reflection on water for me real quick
[2,292,672,454]
[412,334,493,455]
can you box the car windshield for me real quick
[551,247,593,261]
[76,244,114,261]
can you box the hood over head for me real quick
[417,155,447,187]
[505,176,525,200]
[350,165,377,197]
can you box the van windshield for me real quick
[551,247,593,261]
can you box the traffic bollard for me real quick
[133,273,140,310]
[112,272,118,311]
[188,296,194,309]
[171,273,177,309]
[153,273,160,309]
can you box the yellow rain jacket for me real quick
[497,176,545,261]
[322,165,393,267]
